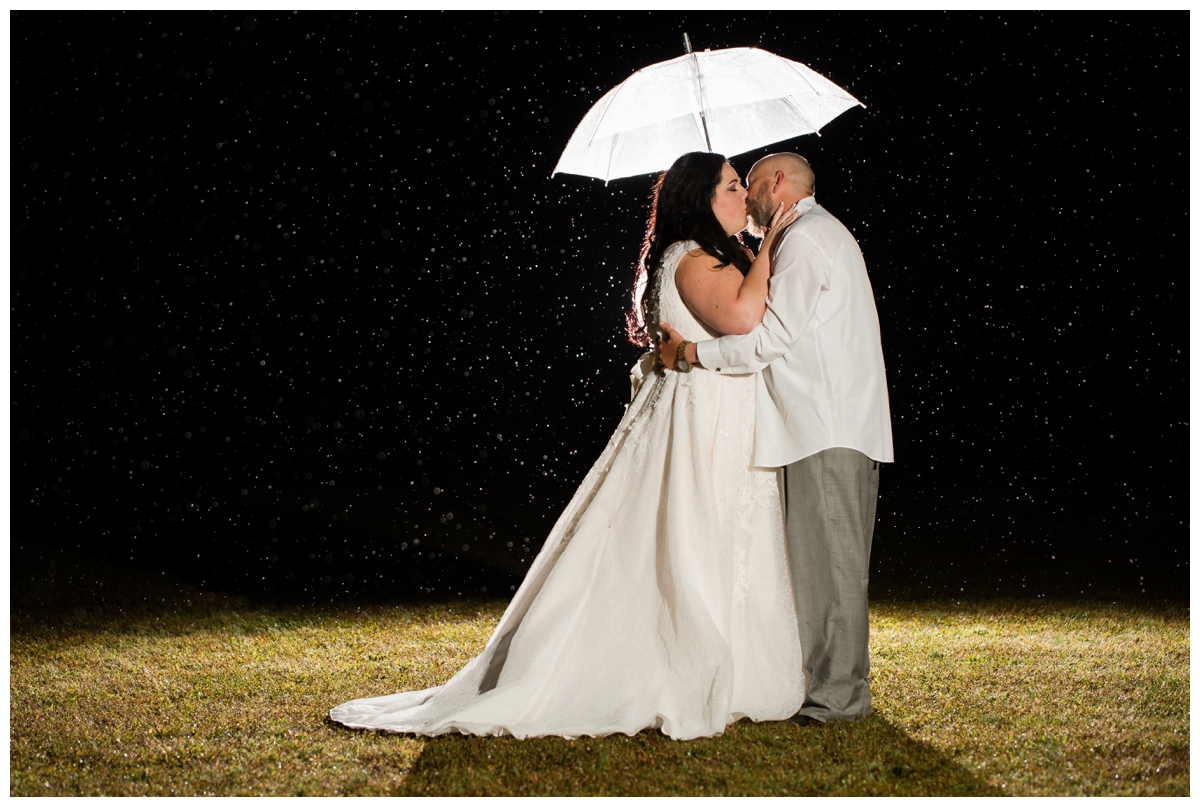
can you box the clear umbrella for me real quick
[553,36,864,182]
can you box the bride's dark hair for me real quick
[626,151,752,347]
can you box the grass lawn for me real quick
[9,551,1189,796]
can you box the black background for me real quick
[10,11,1188,604]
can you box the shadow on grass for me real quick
[384,716,1000,797]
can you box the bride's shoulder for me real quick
[677,243,727,275]
[660,239,702,264]
[662,239,698,253]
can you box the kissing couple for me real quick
[331,150,893,739]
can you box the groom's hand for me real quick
[657,321,683,371]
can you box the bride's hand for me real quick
[656,321,684,371]
[760,201,802,246]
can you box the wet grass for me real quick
[9,551,1189,796]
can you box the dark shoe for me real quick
[786,712,824,727]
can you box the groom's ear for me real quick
[772,170,786,194]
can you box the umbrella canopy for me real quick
[553,46,864,182]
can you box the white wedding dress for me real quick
[329,241,805,739]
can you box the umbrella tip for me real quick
[683,32,693,54]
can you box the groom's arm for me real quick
[692,231,829,374]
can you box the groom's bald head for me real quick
[745,152,814,235]
[750,153,815,198]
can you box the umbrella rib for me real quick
[586,73,638,149]
[605,132,620,183]
[781,58,866,109]
[780,59,827,98]
[782,93,823,135]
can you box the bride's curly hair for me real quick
[626,151,751,347]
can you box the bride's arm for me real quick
[675,203,799,336]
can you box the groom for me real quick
[658,152,893,726]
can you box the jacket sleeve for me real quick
[694,226,830,375]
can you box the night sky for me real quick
[10,11,1188,603]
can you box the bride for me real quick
[329,152,803,740]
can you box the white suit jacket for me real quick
[695,196,894,468]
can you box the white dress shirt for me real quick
[695,196,893,468]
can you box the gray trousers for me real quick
[783,447,880,722]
